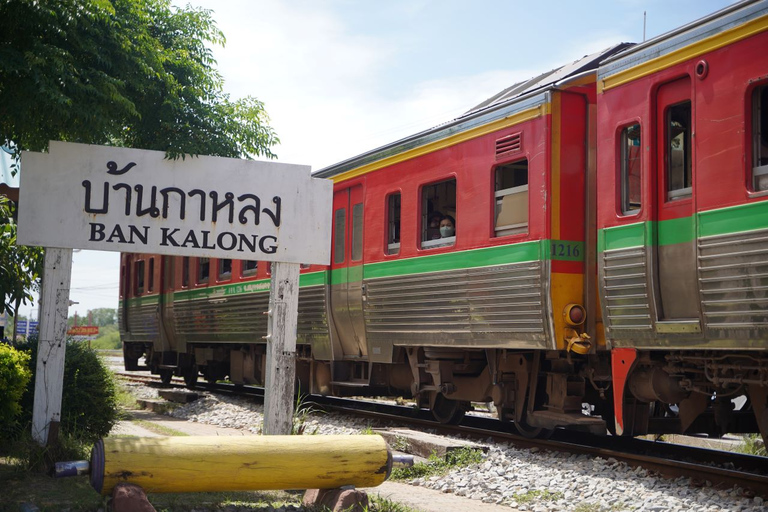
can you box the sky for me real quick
[19,0,733,320]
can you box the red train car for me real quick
[120,1,768,444]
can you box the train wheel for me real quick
[513,418,553,439]
[183,366,199,389]
[431,394,467,424]
[159,369,173,385]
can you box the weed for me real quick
[390,435,409,452]
[132,419,189,437]
[390,446,484,481]
[360,425,375,435]
[292,391,323,435]
[511,489,564,504]
[736,434,767,457]
[573,502,627,512]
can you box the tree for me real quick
[0,0,279,161]
[0,197,43,332]
[68,308,116,328]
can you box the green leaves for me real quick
[0,197,43,317]
[0,0,278,160]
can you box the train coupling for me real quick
[565,331,591,355]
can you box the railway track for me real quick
[115,371,768,497]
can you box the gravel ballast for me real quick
[120,381,766,512]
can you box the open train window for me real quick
[666,101,692,200]
[135,260,145,295]
[218,259,232,281]
[197,258,210,284]
[241,260,258,277]
[421,178,456,249]
[752,84,768,191]
[387,192,401,255]
[147,258,154,292]
[494,160,528,237]
[182,257,190,288]
[620,124,642,213]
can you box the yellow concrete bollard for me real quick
[86,435,395,495]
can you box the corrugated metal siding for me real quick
[601,247,653,332]
[172,286,328,343]
[699,229,768,328]
[364,262,547,345]
[125,301,161,342]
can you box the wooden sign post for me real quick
[18,141,332,444]
[263,262,300,434]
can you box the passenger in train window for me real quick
[427,211,444,240]
[440,215,455,238]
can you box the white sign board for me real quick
[17,141,333,265]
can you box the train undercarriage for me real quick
[123,341,768,445]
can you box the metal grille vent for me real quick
[496,133,522,159]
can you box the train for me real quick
[120,0,768,443]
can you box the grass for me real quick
[132,418,189,437]
[390,446,484,481]
[735,434,767,456]
[511,489,564,504]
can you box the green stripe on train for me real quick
[598,201,768,252]
[122,270,327,305]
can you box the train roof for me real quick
[314,43,630,179]
[599,0,768,85]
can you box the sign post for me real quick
[18,141,332,443]
[31,248,72,445]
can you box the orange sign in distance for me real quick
[67,326,99,336]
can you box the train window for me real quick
[666,101,692,200]
[241,260,258,277]
[135,260,145,295]
[181,257,190,288]
[218,259,232,280]
[387,193,401,255]
[197,257,210,284]
[147,258,154,292]
[421,178,456,249]
[119,264,125,297]
[351,203,363,261]
[334,208,346,264]
[752,85,768,191]
[620,124,642,213]
[494,160,528,237]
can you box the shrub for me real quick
[0,343,32,434]
[17,338,118,443]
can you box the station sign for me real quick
[17,141,333,265]
[67,326,99,336]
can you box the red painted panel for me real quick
[597,30,768,231]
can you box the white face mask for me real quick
[440,226,455,238]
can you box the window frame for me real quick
[218,258,232,281]
[665,100,693,201]
[386,192,401,255]
[751,83,768,192]
[241,260,258,278]
[197,257,210,285]
[147,257,155,293]
[619,123,642,215]
[420,177,457,250]
[134,259,145,296]
[493,159,529,237]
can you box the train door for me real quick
[330,184,367,358]
[654,77,701,329]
